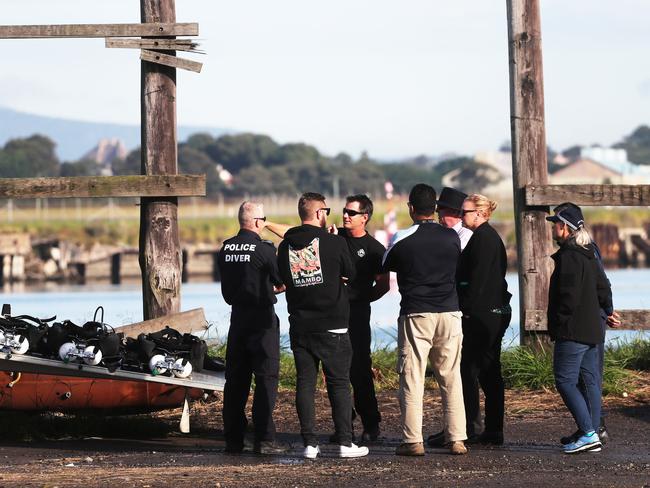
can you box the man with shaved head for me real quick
[218,201,286,455]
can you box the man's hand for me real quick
[606,311,621,328]
[328,224,338,235]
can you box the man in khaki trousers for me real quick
[382,183,467,456]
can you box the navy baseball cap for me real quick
[546,204,585,230]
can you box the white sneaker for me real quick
[303,445,320,459]
[339,443,369,458]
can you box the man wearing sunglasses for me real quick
[277,192,368,459]
[436,187,473,251]
[336,194,390,442]
[217,201,286,455]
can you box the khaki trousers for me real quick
[397,311,466,443]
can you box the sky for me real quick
[1,0,649,160]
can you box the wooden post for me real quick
[139,0,181,320]
[111,253,121,285]
[506,0,553,344]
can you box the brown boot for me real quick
[395,442,425,456]
[450,441,467,455]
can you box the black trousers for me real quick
[460,311,511,436]
[223,313,280,448]
[290,329,353,447]
[349,302,381,430]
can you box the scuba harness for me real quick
[1,303,219,379]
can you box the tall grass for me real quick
[605,336,650,371]
[501,345,555,390]
[209,334,649,395]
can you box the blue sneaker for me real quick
[563,431,602,454]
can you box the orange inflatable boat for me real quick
[0,371,206,412]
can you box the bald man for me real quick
[217,201,286,455]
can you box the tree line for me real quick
[2,125,649,198]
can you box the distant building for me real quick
[579,146,650,183]
[82,138,128,176]
[549,158,622,184]
[474,150,512,176]
[217,164,233,186]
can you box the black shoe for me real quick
[464,434,482,445]
[560,429,582,446]
[426,430,446,447]
[598,426,609,445]
[224,443,244,454]
[478,431,504,446]
[253,440,289,455]
[361,425,381,443]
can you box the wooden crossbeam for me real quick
[524,309,650,331]
[526,184,650,207]
[0,175,205,199]
[0,23,198,39]
[140,49,202,73]
[106,38,201,53]
[118,308,208,338]
[615,310,650,331]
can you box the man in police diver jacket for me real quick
[217,201,286,455]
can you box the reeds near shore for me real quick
[208,336,650,395]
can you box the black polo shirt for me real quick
[382,222,460,315]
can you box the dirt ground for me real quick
[1,383,649,488]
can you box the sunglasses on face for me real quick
[254,216,267,221]
[342,208,367,217]
[462,209,477,216]
[318,207,331,216]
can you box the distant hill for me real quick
[0,107,229,161]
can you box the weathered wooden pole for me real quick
[506,0,553,344]
[139,0,182,319]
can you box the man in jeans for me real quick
[277,192,369,459]
[382,184,467,456]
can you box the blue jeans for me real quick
[554,340,601,434]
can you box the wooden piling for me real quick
[506,0,553,344]
[111,253,121,285]
[139,0,182,320]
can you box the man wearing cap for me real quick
[546,203,613,453]
[382,183,467,456]
[436,187,473,250]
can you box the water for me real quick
[3,269,649,348]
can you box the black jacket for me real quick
[217,229,283,328]
[547,241,613,345]
[277,224,355,332]
[456,222,511,315]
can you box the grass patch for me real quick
[605,336,650,371]
[209,334,649,396]
[501,338,650,395]
[502,345,555,390]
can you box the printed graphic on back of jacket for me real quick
[289,238,323,287]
